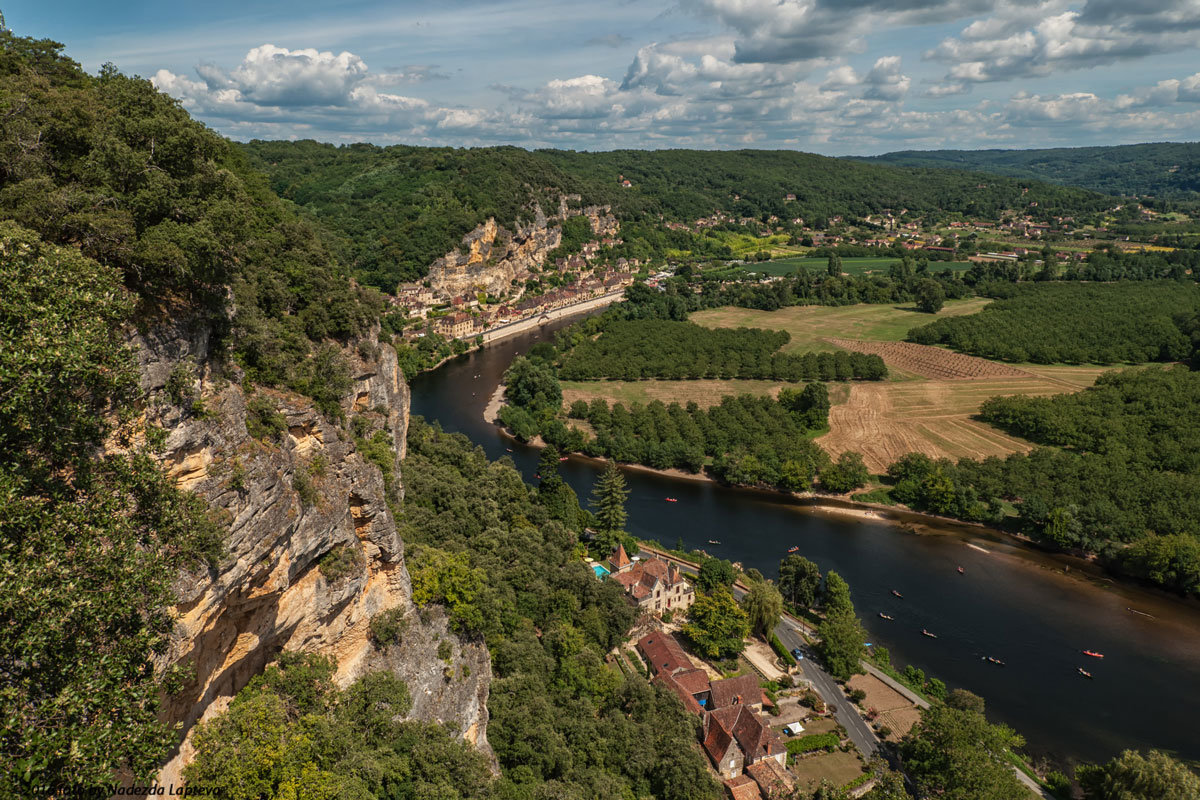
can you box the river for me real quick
[409,313,1200,768]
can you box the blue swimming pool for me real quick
[591,563,610,579]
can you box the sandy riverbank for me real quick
[483,384,506,425]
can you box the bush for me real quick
[292,471,319,507]
[369,608,408,649]
[318,543,363,583]
[786,732,839,755]
[437,639,453,663]
[166,360,197,407]
[770,633,797,665]
[849,688,867,703]
[799,689,826,713]
[246,395,288,441]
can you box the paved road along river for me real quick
[409,311,1200,769]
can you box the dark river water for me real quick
[409,313,1200,768]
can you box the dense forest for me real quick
[242,139,1112,291]
[883,368,1200,596]
[908,282,1200,364]
[558,319,887,381]
[859,142,1200,207]
[0,32,383,401]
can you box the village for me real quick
[593,544,927,799]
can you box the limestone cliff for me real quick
[133,319,493,784]
[425,198,618,298]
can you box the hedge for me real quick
[786,732,840,755]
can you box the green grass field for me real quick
[689,298,991,353]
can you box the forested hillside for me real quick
[859,142,1200,205]
[242,140,1112,291]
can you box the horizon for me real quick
[10,1,1200,156]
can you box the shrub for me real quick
[165,360,197,407]
[786,732,839,755]
[369,608,408,649]
[849,688,867,703]
[292,471,319,507]
[770,633,797,665]
[318,544,363,583]
[437,639,453,663]
[246,395,287,441]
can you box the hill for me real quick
[242,141,1112,292]
[857,142,1200,205]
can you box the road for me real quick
[638,546,881,758]
[774,616,880,759]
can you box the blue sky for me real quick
[8,0,1200,154]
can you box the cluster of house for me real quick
[392,269,637,341]
[638,631,796,799]
[607,545,696,613]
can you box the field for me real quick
[789,750,865,792]
[690,299,991,354]
[845,674,920,743]
[690,301,1122,470]
[561,378,789,408]
[817,367,1117,471]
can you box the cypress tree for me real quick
[590,460,629,535]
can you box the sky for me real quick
[7,0,1200,155]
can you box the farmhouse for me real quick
[704,705,787,780]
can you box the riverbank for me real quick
[478,290,625,345]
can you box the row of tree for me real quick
[558,319,887,382]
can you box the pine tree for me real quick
[590,460,628,535]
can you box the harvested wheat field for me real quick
[824,339,1031,380]
[818,372,1103,471]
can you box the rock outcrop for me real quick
[425,200,618,298]
[133,319,493,784]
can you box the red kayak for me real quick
[787,546,800,553]
[957,566,965,574]
[1083,650,1105,658]
[665,497,678,503]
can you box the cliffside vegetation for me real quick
[0,222,223,795]
[0,31,383,398]
[242,139,1113,291]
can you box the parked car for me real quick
[791,648,805,661]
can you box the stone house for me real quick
[704,705,786,779]
[608,546,695,614]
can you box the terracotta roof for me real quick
[611,543,631,570]
[710,674,761,710]
[704,713,736,763]
[637,633,694,677]
[675,668,712,696]
[725,775,763,800]
[746,759,795,799]
[654,671,704,715]
[708,706,785,766]
[611,557,690,603]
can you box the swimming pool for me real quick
[591,563,610,579]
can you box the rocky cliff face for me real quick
[425,199,618,298]
[133,319,493,784]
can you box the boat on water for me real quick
[505,447,513,452]
[984,656,1006,666]
[1083,650,1105,659]
[957,566,965,574]
[878,613,894,621]
[665,497,678,503]
[707,539,720,545]
[787,545,800,553]
[922,629,938,638]
[891,590,904,599]
[559,456,569,461]
[1078,668,1094,679]
[1127,607,1155,618]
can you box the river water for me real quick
[409,313,1200,768]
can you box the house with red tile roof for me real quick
[725,774,763,800]
[709,674,763,712]
[704,705,787,779]
[746,758,796,799]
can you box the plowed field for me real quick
[823,339,1032,380]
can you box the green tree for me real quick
[817,606,866,680]
[1077,750,1200,800]
[821,451,870,493]
[899,704,1025,800]
[915,278,946,313]
[778,554,822,609]
[682,588,751,660]
[827,252,843,277]
[503,355,562,413]
[822,571,854,614]
[0,224,222,796]
[696,556,736,594]
[589,460,629,553]
[741,580,784,637]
